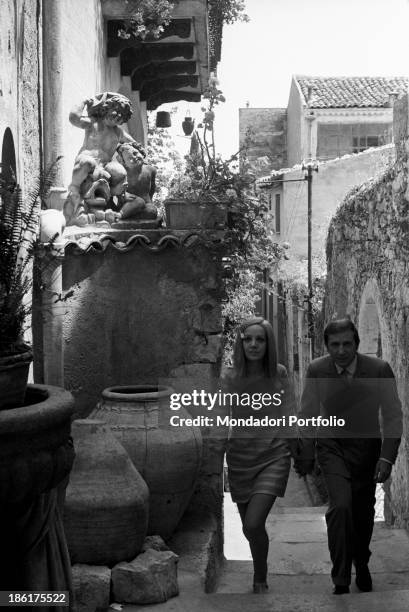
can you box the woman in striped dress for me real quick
[225,317,294,593]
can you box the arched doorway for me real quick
[358,278,390,362]
[1,127,17,183]
[358,278,390,522]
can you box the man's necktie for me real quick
[340,369,351,384]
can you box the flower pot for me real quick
[92,385,202,539]
[0,384,75,592]
[64,419,149,566]
[156,111,171,128]
[0,349,33,410]
[182,116,195,136]
[165,199,228,230]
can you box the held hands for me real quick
[374,459,392,483]
[293,458,315,477]
[290,438,315,477]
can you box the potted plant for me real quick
[0,165,58,409]
[164,77,258,230]
[117,0,175,40]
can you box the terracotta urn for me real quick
[92,385,202,539]
[64,419,149,566]
[0,348,33,410]
[0,384,75,594]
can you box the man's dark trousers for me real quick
[319,440,379,585]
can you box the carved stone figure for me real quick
[64,92,135,227]
[115,142,158,221]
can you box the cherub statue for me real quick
[115,142,158,220]
[64,92,135,226]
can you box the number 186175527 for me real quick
[0,592,69,606]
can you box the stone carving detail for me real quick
[115,142,157,221]
[64,92,158,227]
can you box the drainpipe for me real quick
[40,0,65,387]
[42,0,64,184]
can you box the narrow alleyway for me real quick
[124,470,409,612]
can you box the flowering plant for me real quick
[118,0,175,40]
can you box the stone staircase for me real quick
[122,471,409,611]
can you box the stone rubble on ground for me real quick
[111,548,179,604]
[72,564,111,612]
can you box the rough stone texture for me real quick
[20,0,41,191]
[239,108,287,175]
[142,536,169,552]
[72,564,111,612]
[325,94,409,528]
[272,144,395,261]
[0,0,41,192]
[58,235,223,415]
[111,549,179,604]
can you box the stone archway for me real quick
[358,278,390,362]
[1,127,17,182]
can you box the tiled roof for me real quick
[295,76,409,108]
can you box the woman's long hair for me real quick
[232,317,278,379]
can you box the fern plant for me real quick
[0,161,60,356]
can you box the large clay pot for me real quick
[93,385,202,539]
[64,419,149,566]
[0,349,33,410]
[0,384,75,596]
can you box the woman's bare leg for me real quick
[237,493,276,584]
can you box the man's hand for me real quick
[374,459,392,483]
[293,459,315,477]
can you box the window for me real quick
[352,135,380,153]
[275,194,281,233]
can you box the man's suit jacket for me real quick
[298,353,402,477]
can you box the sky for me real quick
[162,0,409,158]
[212,0,409,157]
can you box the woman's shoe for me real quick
[253,582,269,594]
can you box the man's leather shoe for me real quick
[355,564,372,592]
[333,585,350,595]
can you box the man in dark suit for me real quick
[295,319,402,595]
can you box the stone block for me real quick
[142,535,169,552]
[111,549,179,604]
[72,564,111,612]
[168,363,217,390]
[191,334,223,363]
[192,300,223,332]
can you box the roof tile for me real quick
[296,76,408,108]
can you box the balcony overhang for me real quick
[102,0,213,110]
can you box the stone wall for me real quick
[239,107,287,175]
[286,78,304,166]
[281,145,395,261]
[57,231,223,414]
[325,94,409,527]
[0,0,41,191]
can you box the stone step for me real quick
[217,570,409,594]
[122,586,409,611]
[203,589,409,612]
